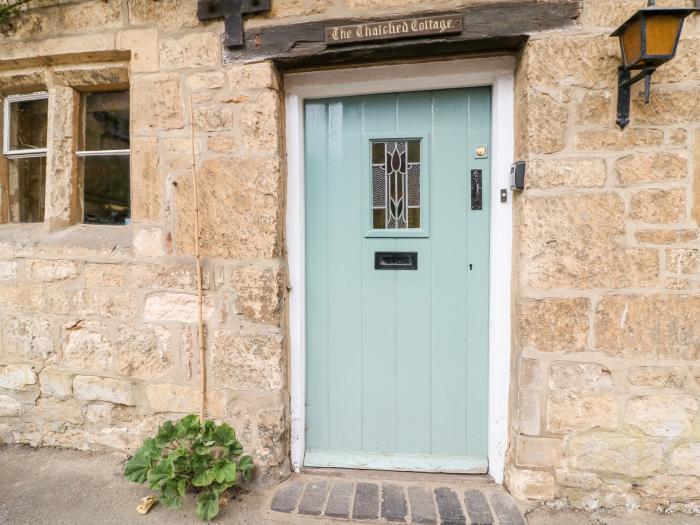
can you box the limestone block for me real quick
[57,0,121,31]
[0,261,17,281]
[0,285,44,312]
[508,468,556,501]
[128,0,199,29]
[549,361,615,393]
[555,469,601,490]
[175,158,281,258]
[526,158,606,189]
[133,227,164,258]
[146,383,227,417]
[517,389,541,436]
[131,136,162,222]
[226,62,278,90]
[518,358,540,388]
[630,189,686,224]
[43,287,82,316]
[26,260,80,283]
[239,90,281,154]
[59,321,112,371]
[186,72,226,90]
[519,193,658,289]
[85,264,126,288]
[269,0,329,17]
[667,249,699,275]
[0,395,22,417]
[576,91,613,125]
[515,435,563,469]
[624,395,698,438]
[212,331,284,391]
[615,153,687,185]
[256,403,288,466]
[627,366,688,388]
[639,475,700,500]
[207,135,237,154]
[2,316,54,362]
[114,324,171,380]
[635,230,698,244]
[39,368,73,400]
[519,299,589,353]
[547,392,619,433]
[580,0,644,28]
[117,28,159,73]
[632,89,700,125]
[566,433,662,477]
[0,364,37,390]
[52,64,129,89]
[37,398,83,426]
[230,264,283,325]
[194,104,234,132]
[79,290,137,320]
[131,75,184,132]
[575,129,664,151]
[656,36,700,83]
[694,131,700,225]
[161,32,221,69]
[130,263,204,290]
[524,35,619,89]
[143,293,214,323]
[73,375,136,406]
[670,443,700,476]
[595,295,700,360]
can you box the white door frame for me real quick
[284,56,515,484]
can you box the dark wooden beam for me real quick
[222,0,582,69]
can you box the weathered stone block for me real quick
[73,376,136,406]
[595,295,700,360]
[130,263,204,290]
[566,433,662,477]
[114,324,172,380]
[624,395,698,438]
[194,104,234,132]
[517,389,541,436]
[186,72,226,90]
[615,153,687,185]
[0,285,43,313]
[580,0,645,28]
[175,158,281,258]
[230,264,283,325]
[37,398,83,425]
[519,193,658,289]
[0,261,17,281]
[519,299,589,353]
[133,227,165,258]
[212,331,284,391]
[85,264,126,288]
[526,158,606,189]
[630,189,686,224]
[52,64,129,89]
[627,366,688,388]
[519,358,540,388]
[160,32,221,69]
[146,383,227,417]
[256,402,288,465]
[207,135,237,154]
[694,131,700,225]
[508,468,556,501]
[79,290,137,320]
[632,88,700,125]
[639,475,700,500]
[270,0,328,17]
[635,230,698,244]
[26,260,79,283]
[58,321,112,371]
[128,0,198,29]
[239,90,280,154]
[0,395,22,417]
[667,249,699,275]
[39,368,73,400]
[547,392,619,433]
[227,62,278,90]
[117,28,159,73]
[131,75,184,132]
[130,137,162,222]
[57,0,120,31]
[575,129,664,150]
[515,435,563,468]
[576,90,613,125]
[670,443,700,477]
[143,293,214,323]
[2,316,54,362]
[0,364,36,390]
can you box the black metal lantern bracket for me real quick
[197,0,272,48]
[612,0,699,129]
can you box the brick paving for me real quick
[270,476,526,524]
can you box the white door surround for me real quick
[284,56,515,484]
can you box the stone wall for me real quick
[0,0,698,508]
[510,0,700,512]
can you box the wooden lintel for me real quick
[223,0,582,68]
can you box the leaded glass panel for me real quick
[371,139,421,230]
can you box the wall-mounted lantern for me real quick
[611,0,698,128]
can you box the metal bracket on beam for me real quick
[197,0,271,48]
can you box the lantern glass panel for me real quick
[621,17,643,66]
[645,14,682,56]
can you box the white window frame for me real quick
[3,92,49,158]
[284,56,515,484]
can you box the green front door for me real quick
[304,88,491,473]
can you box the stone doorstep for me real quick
[268,473,527,525]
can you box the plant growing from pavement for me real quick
[124,414,254,521]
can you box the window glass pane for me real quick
[8,98,48,152]
[371,139,421,230]
[83,91,130,151]
[8,157,46,223]
[82,155,130,225]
